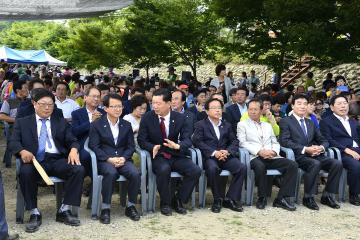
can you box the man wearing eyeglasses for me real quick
[193,98,246,213]
[89,94,141,223]
[72,87,105,178]
[10,89,84,233]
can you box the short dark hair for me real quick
[292,94,308,105]
[13,80,27,94]
[103,93,122,107]
[85,86,100,96]
[130,95,148,110]
[258,94,272,103]
[205,98,224,110]
[247,98,263,110]
[33,88,55,103]
[194,89,207,98]
[131,87,145,95]
[28,79,44,91]
[55,81,70,92]
[229,88,238,97]
[97,83,110,92]
[307,72,314,78]
[287,84,295,92]
[172,89,186,102]
[330,94,348,106]
[153,88,172,102]
[215,64,226,76]
[237,86,249,96]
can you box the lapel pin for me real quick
[120,124,123,127]
[172,120,175,123]
[104,125,107,128]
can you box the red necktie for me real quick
[159,117,171,159]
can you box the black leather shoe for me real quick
[125,206,140,221]
[4,234,19,240]
[321,196,340,209]
[56,210,81,226]
[223,199,243,212]
[273,198,296,211]
[160,205,172,216]
[303,197,319,210]
[99,209,111,224]
[172,196,187,215]
[256,197,267,209]
[211,199,222,213]
[25,214,42,233]
[349,195,360,206]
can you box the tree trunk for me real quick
[145,65,150,80]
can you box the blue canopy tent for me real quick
[0,46,67,66]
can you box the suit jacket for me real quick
[71,107,105,148]
[237,119,280,160]
[279,115,329,158]
[320,114,360,153]
[10,114,79,157]
[226,104,242,133]
[16,98,64,119]
[89,115,135,162]
[183,110,195,133]
[193,118,239,160]
[137,110,192,158]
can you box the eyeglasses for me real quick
[208,106,222,110]
[36,102,54,108]
[108,105,123,110]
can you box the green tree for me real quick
[212,0,343,76]
[125,0,223,80]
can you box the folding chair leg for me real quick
[91,176,102,219]
[140,174,147,215]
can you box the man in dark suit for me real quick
[226,86,248,133]
[193,98,246,213]
[138,89,201,216]
[279,94,343,210]
[320,95,360,206]
[89,94,141,223]
[0,170,19,240]
[171,89,195,132]
[10,89,84,233]
[72,86,105,177]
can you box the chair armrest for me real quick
[280,146,295,160]
[83,138,99,180]
[136,147,150,176]
[328,147,342,161]
[189,147,203,170]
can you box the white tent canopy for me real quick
[0,0,133,20]
[0,46,67,66]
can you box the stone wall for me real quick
[117,62,360,90]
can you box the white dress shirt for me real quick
[158,111,170,137]
[107,117,119,145]
[237,103,247,116]
[333,113,359,147]
[55,97,80,119]
[86,107,93,123]
[208,117,221,140]
[35,114,59,154]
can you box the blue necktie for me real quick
[36,119,52,162]
[300,118,308,137]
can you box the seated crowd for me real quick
[0,63,359,234]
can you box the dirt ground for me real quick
[1,144,360,240]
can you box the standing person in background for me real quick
[248,70,260,89]
[167,66,178,84]
[238,72,248,88]
[322,73,334,90]
[304,72,316,91]
[210,64,234,104]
